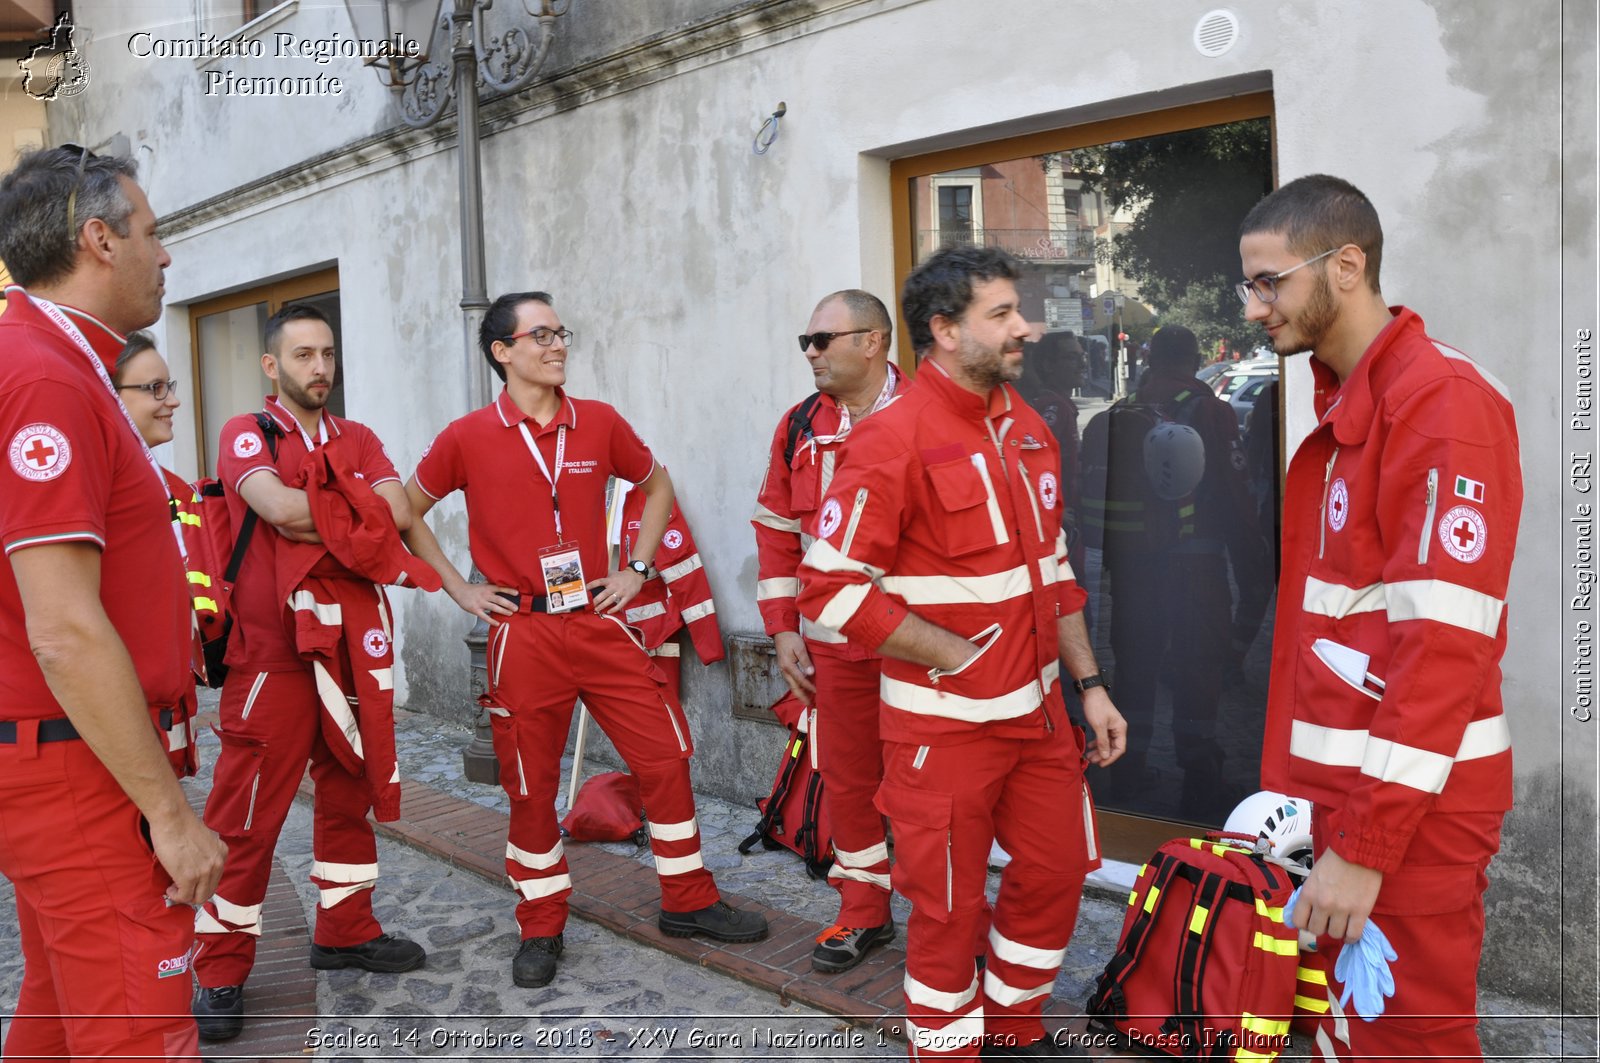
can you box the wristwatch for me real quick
[627,559,650,577]
[1073,672,1110,695]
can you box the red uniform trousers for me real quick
[809,644,891,927]
[0,729,201,1062]
[1308,810,1503,1063]
[876,710,1098,1061]
[483,611,720,937]
[194,665,383,987]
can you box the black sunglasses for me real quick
[798,329,872,353]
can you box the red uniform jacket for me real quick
[277,437,440,821]
[752,371,906,662]
[796,363,1088,745]
[619,486,725,664]
[1266,308,1519,874]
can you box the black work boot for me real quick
[308,932,426,973]
[512,934,564,988]
[193,984,245,1042]
[657,900,769,943]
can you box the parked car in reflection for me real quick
[1213,359,1279,429]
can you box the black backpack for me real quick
[1080,389,1204,558]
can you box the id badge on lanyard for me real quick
[520,421,590,613]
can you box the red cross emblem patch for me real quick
[1038,471,1059,510]
[662,529,684,550]
[8,423,71,482]
[362,628,390,658]
[1327,478,1349,532]
[1438,505,1487,563]
[233,432,263,458]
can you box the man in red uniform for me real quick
[401,290,767,989]
[0,145,226,1061]
[192,303,426,1041]
[753,289,903,972]
[1238,174,1520,1062]
[798,248,1126,1061]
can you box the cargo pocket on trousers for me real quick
[206,729,267,836]
[1372,861,1483,916]
[876,781,955,921]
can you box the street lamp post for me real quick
[343,0,571,782]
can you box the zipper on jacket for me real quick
[842,487,868,555]
[1419,468,1439,564]
[1017,460,1045,541]
[1317,448,1340,560]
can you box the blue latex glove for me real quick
[1281,885,1398,1021]
[1332,918,1398,1021]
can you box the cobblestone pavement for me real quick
[1,701,1588,1060]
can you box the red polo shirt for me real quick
[0,288,190,718]
[415,388,655,594]
[217,395,400,669]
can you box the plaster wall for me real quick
[42,0,1593,1011]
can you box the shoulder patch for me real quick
[233,432,263,459]
[1439,505,1487,563]
[662,529,684,550]
[817,497,843,539]
[9,423,71,481]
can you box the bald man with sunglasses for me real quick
[752,290,905,972]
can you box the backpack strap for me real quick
[739,726,807,855]
[1087,848,1186,1019]
[782,391,824,466]
[1172,870,1229,1056]
[221,413,282,583]
[796,769,832,879]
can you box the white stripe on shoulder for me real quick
[1433,341,1511,401]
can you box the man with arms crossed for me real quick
[402,291,767,990]
[1238,174,1519,1062]
[0,145,225,1060]
[193,303,426,1040]
[753,289,904,972]
[798,247,1125,1060]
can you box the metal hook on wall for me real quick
[753,101,786,156]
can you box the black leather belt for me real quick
[0,707,177,744]
[504,593,589,615]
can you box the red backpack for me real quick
[560,772,647,844]
[737,693,834,879]
[181,414,278,688]
[1086,835,1300,1061]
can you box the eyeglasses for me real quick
[502,327,573,347]
[116,378,178,401]
[1235,247,1341,305]
[62,142,92,246]
[798,329,872,353]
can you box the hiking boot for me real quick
[980,1033,1089,1059]
[811,921,895,973]
[658,900,769,943]
[193,984,244,1042]
[512,934,563,988]
[309,932,426,973]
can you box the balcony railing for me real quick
[918,227,1098,263]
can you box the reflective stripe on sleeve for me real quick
[1289,715,1511,792]
[881,674,1042,723]
[880,564,1031,606]
[757,577,801,600]
[752,503,802,533]
[1386,578,1504,637]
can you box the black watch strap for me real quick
[1073,672,1110,695]
[627,559,650,577]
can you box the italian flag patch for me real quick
[1454,475,1485,502]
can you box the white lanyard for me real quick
[517,421,568,540]
[273,400,328,451]
[812,363,900,450]
[27,293,185,558]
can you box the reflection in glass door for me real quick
[904,112,1278,830]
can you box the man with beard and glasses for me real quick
[1239,174,1520,1062]
[192,303,427,1041]
[798,246,1125,1061]
[1,144,225,1063]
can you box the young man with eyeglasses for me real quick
[1239,174,1520,1062]
[0,145,226,1061]
[751,289,904,972]
[192,302,428,1041]
[798,248,1125,1060]
[401,291,767,990]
